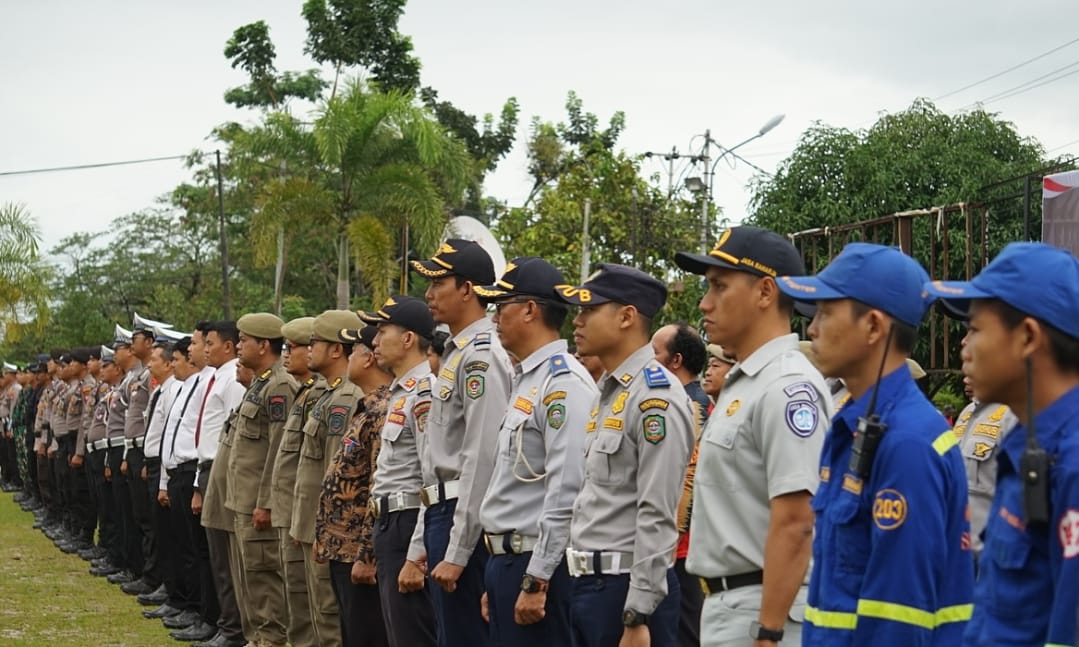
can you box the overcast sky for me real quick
[2,1,1077,256]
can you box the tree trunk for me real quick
[336,231,349,310]
[273,225,285,315]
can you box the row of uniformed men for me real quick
[328,230,1076,647]
[9,224,1077,647]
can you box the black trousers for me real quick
[107,445,141,573]
[88,449,118,557]
[62,437,95,541]
[329,559,388,647]
[126,446,158,585]
[167,466,203,613]
[1,432,18,484]
[54,435,73,521]
[373,508,436,647]
[147,458,178,602]
[675,557,703,647]
[24,433,39,499]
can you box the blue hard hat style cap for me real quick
[554,263,668,319]
[924,242,1079,340]
[776,243,933,328]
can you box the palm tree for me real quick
[0,203,51,340]
[312,79,472,307]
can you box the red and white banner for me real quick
[1043,170,1079,256]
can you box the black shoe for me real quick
[121,579,154,596]
[143,603,183,619]
[78,546,105,560]
[90,556,112,569]
[162,609,201,629]
[107,570,135,584]
[13,491,27,502]
[137,584,168,606]
[169,620,216,642]
[89,563,121,577]
[57,541,82,554]
[191,632,229,647]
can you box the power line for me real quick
[935,35,1079,101]
[966,58,1079,107]
[0,154,192,178]
[1047,137,1079,153]
[980,65,1079,106]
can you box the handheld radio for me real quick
[1020,358,1050,525]
[848,326,896,479]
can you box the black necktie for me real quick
[168,376,202,457]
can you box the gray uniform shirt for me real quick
[687,333,831,578]
[371,360,433,562]
[124,362,151,440]
[952,399,1017,553]
[480,340,598,580]
[425,317,513,566]
[83,384,112,451]
[51,381,73,438]
[569,344,695,614]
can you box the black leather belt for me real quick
[700,571,765,595]
[166,460,198,477]
[198,460,213,474]
[144,456,161,467]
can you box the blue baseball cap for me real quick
[923,242,1079,339]
[776,243,932,327]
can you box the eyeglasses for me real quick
[493,299,534,314]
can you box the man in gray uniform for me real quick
[675,226,831,646]
[410,239,514,647]
[951,376,1016,561]
[107,334,144,584]
[272,316,323,647]
[476,257,599,646]
[122,327,155,594]
[557,263,695,647]
[365,296,438,647]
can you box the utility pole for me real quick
[215,150,233,319]
[700,130,711,253]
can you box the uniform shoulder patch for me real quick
[542,390,567,405]
[971,441,994,460]
[546,403,566,430]
[472,332,492,347]
[413,401,431,433]
[548,354,571,376]
[642,414,666,444]
[328,404,350,435]
[465,375,485,399]
[260,369,273,380]
[1059,509,1079,558]
[638,398,669,412]
[268,395,287,422]
[785,400,819,437]
[643,366,669,388]
[873,489,907,530]
[464,361,489,373]
[401,377,418,392]
[783,381,820,402]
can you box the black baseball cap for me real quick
[338,324,379,350]
[69,348,91,364]
[410,239,496,285]
[675,226,805,279]
[355,295,436,340]
[554,263,668,318]
[474,256,567,303]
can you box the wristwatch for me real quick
[749,621,784,642]
[520,574,547,594]
[622,609,650,627]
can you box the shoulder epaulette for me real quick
[473,332,492,347]
[401,377,418,392]
[417,376,432,395]
[548,354,571,376]
[260,369,273,380]
[643,365,670,388]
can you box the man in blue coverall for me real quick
[926,241,1079,647]
[778,243,974,645]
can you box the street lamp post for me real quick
[688,114,785,252]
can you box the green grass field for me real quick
[0,493,177,646]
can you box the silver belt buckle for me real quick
[575,551,589,574]
[510,533,523,554]
[372,498,382,518]
[419,487,431,507]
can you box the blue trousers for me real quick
[485,552,574,647]
[570,568,680,647]
[424,499,489,647]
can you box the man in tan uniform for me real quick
[227,313,296,647]
[291,310,364,647]
[271,316,323,647]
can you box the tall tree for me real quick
[0,203,51,344]
[302,0,421,95]
[310,79,471,307]
[223,20,326,110]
